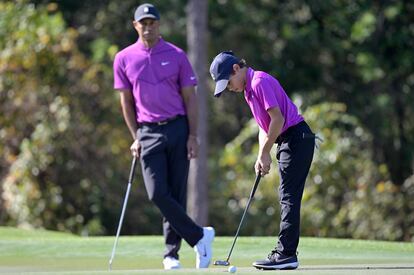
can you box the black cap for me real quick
[209,51,240,97]
[134,3,160,21]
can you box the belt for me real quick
[139,115,183,127]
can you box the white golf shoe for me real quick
[194,226,215,268]
[163,256,181,269]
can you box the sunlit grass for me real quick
[0,227,413,274]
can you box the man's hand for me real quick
[187,135,199,159]
[255,152,272,176]
[130,139,141,158]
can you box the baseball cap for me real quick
[209,51,240,97]
[134,3,160,21]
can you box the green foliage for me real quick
[351,11,376,43]
[211,102,414,241]
[1,0,413,242]
[0,1,161,236]
[303,103,384,239]
[0,1,79,229]
[209,0,414,187]
[210,119,280,236]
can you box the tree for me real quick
[186,0,209,226]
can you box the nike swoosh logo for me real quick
[161,61,170,66]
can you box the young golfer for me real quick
[209,51,315,270]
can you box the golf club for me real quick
[109,156,137,271]
[214,174,262,266]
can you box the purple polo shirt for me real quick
[244,67,304,134]
[113,37,197,123]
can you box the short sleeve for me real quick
[254,78,280,111]
[113,53,132,90]
[178,52,198,88]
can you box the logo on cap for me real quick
[134,3,160,21]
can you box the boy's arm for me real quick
[256,107,284,175]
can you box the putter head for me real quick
[214,260,230,266]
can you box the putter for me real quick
[214,174,262,266]
[109,156,138,271]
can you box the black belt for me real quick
[139,115,183,127]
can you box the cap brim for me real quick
[214,79,229,97]
[135,14,158,21]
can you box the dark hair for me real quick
[238,59,247,68]
[230,59,247,75]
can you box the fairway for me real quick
[0,227,413,275]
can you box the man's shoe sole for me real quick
[253,262,298,270]
[164,266,181,270]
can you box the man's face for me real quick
[227,64,245,93]
[133,18,160,43]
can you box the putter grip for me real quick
[250,174,261,198]
[128,156,137,183]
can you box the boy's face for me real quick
[227,64,245,93]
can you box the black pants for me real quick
[275,121,315,256]
[138,116,203,259]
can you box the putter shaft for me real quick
[216,174,261,265]
[108,156,137,270]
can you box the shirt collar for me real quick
[136,36,165,52]
[244,67,254,98]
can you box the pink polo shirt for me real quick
[244,67,304,134]
[113,37,197,123]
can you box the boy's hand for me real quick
[255,152,272,176]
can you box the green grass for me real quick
[0,227,413,274]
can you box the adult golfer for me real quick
[210,51,315,270]
[113,3,214,270]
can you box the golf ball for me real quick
[228,265,237,273]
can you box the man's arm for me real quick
[181,86,198,158]
[119,89,138,139]
[181,86,198,137]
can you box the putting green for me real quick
[0,227,413,274]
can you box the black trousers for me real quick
[137,116,203,259]
[275,121,315,256]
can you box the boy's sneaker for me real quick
[252,251,299,270]
[194,227,215,268]
[163,256,181,269]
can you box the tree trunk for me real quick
[186,0,209,226]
